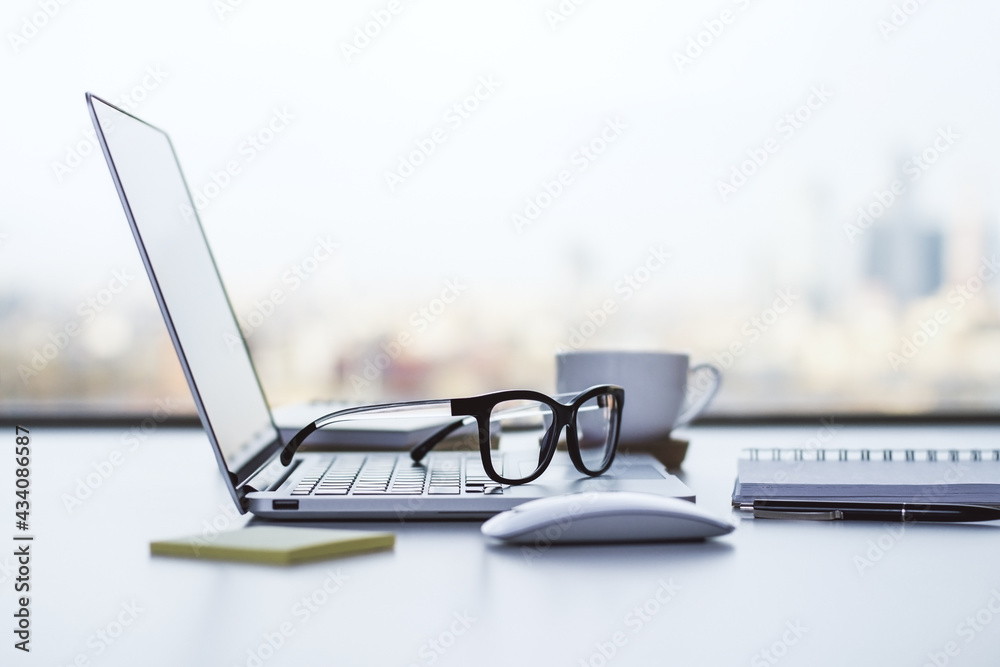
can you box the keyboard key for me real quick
[353,489,415,495]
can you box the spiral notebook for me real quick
[732,448,1000,506]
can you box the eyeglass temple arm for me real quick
[279,399,451,466]
[281,421,319,465]
[408,417,475,463]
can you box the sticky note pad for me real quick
[151,526,394,565]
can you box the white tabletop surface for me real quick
[11,424,1000,666]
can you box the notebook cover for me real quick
[732,449,1000,505]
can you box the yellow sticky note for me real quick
[151,525,394,565]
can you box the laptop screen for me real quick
[88,95,279,482]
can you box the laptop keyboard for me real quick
[289,455,502,496]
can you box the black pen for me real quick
[741,499,1000,522]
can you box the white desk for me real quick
[15,425,1000,666]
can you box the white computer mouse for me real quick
[481,491,735,544]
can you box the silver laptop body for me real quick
[86,93,693,519]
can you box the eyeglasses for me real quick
[280,385,624,486]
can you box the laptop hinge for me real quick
[231,472,254,511]
[238,456,298,509]
[237,486,255,511]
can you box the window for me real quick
[3,1,998,417]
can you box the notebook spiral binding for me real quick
[741,448,1000,463]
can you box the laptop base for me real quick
[247,452,694,520]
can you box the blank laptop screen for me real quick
[90,97,278,477]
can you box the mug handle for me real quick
[673,363,722,429]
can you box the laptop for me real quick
[85,93,694,519]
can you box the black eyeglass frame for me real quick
[279,384,624,487]
[445,385,624,485]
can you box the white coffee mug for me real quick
[556,351,721,444]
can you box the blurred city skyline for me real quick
[3,0,1000,418]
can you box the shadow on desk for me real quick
[484,537,735,565]
[248,516,736,567]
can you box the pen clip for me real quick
[753,509,844,521]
